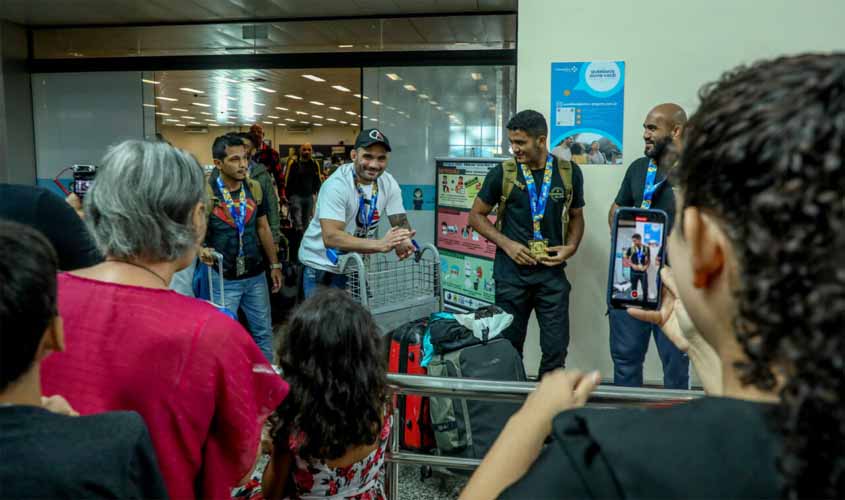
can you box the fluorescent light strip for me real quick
[471,73,483,80]
[296,111,308,115]
[329,106,342,111]
[372,100,382,105]
[302,74,325,82]
[142,79,160,85]
[339,120,348,124]
[200,111,212,115]
[332,85,350,92]
[192,102,210,107]
[275,106,288,111]
[257,87,276,93]
[285,118,295,122]
[313,123,323,127]
[262,121,273,125]
[403,84,417,91]
[227,96,238,101]
[142,104,156,108]
[327,118,337,122]
[254,102,265,106]
[189,121,201,125]
[386,73,401,81]
[338,44,353,48]
[312,115,323,119]
[165,118,179,122]
[267,115,279,119]
[418,94,429,99]
[172,107,188,112]
[285,94,303,100]
[309,101,324,106]
[175,123,186,127]
[345,111,357,116]
[155,96,177,102]
[155,112,170,116]
[181,116,195,119]
[179,87,204,94]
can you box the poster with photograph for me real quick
[440,249,495,311]
[436,159,499,210]
[436,208,496,259]
[549,61,625,166]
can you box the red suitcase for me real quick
[388,319,436,451]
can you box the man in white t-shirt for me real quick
[299,128,415,297]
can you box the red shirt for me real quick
[42,273,289,500]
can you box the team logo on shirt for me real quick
[550,187,566,201]
[354,206,380,240]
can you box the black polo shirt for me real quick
[477,157,585,286]
[614,156,677,232]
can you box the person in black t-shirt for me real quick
[284,142,322,232]
[607,103,690,390]
[470,110,585,378]
[625,233,650,301]
[0,221,167,499]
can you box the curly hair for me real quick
[271,289,388,461]
[676,53,845,498]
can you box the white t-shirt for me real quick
[299,163,405,271]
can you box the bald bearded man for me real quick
[607,103,691,389]
[285,142,322,232]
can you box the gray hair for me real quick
[85,140,206,262]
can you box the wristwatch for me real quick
[270,263,283,270]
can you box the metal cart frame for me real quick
[337,243,443,334]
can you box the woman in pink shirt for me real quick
[41,140,289,499]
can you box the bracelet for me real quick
[270,263,283,270]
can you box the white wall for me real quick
[160,124,358,165]
[517,0,845,381]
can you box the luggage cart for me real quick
[338,243,442,334]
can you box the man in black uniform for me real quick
[470,110,585,378]
[608,103,689,389]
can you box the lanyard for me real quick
[519,154,554,240]
[641,159,665,209]
[216,177,247,256]
[353,171,379,238]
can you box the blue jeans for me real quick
[609,308,690,389]
[302,265,347,299]
[210,271,273,362]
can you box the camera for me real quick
[72,164,97,199]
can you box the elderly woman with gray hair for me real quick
[40,140,289,499]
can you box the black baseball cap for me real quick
[354,128,392,152]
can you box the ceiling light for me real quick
[155,112,170,116]
[436,106,443,110]
[275,107,289,112]
[277,123,286,126]
[181,115,195,119]
[262,121,273,125]
[172,107,188,112]
[340,120,348,124]
[175,123,186,127]
[257,86,276,93]
[285,94,303,100]
[327,118,337,122]
[403,84,417,91]
[479,84,489,92]
[471,73,483,80]
[302,74,325,82]
[165,118,179,122]
[345,111,357,116]
[267,115,279,119]
[362,115,368,119]
[311,115,323,119]
[313,123,323,127]
[369,117,378,122]
[156,96,177,102]
[338,44,354,48]
[386,73,401,81]
[309,101,324,106]
[189,121,202,125]
[200,111,213,115]
[296,111,308,115]
[285,118,295,122]
[418,94,429,99]
[332,85,350,92]
[204,118,216,122]
[300,121,310,125]
[254,102,265,106]
[429,101,439,105]
[350,123,358,127]
[372,100,382,105]
[329,106,342,111]
[142,79,160,85]
[218,76,240,83]
[192,102,210,107]
[227,96,238,101]
[143,103,156,108]
[179,87,204,94]
[208,123,220,127]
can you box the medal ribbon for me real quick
[641,159,665,209]
[216,177,247,256]
[353,171,379,238]
[520,154,554,241]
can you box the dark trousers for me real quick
[288,194,314,232]
[630,271,648,301]
[609,308,690,389]
[495,274,571,378]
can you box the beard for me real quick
[645,135,672,159]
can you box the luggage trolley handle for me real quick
[206,250,226,309]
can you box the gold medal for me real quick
[528,239,549,259]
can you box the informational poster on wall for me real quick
[549,61,625,166]
[435,157,505,312]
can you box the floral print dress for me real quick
[234,415,392,500]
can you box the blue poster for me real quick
[549,61,625,166]
[400,184,436,211]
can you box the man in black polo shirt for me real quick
[607,103,689,389]
[470,110,586,378]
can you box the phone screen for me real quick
[73,178,93,197]
[608,208,668,310]
[72,165,96,198]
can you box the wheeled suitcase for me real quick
[387,318,436,451]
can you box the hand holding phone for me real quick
[72,164,97,199]
[607,208,668,310]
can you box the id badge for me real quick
[527,239,549,259]
[236,256,246,276]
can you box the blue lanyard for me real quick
[354,172,379,237]
[519,154,554,240]
[215,177,247,256]
[641,159,664,209]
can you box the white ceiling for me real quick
[1,0,516,27]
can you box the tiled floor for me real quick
[396,465,469,500]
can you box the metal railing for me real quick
[384,373,704,499]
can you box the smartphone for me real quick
[607,208,668,310]
[71,164,97,199]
